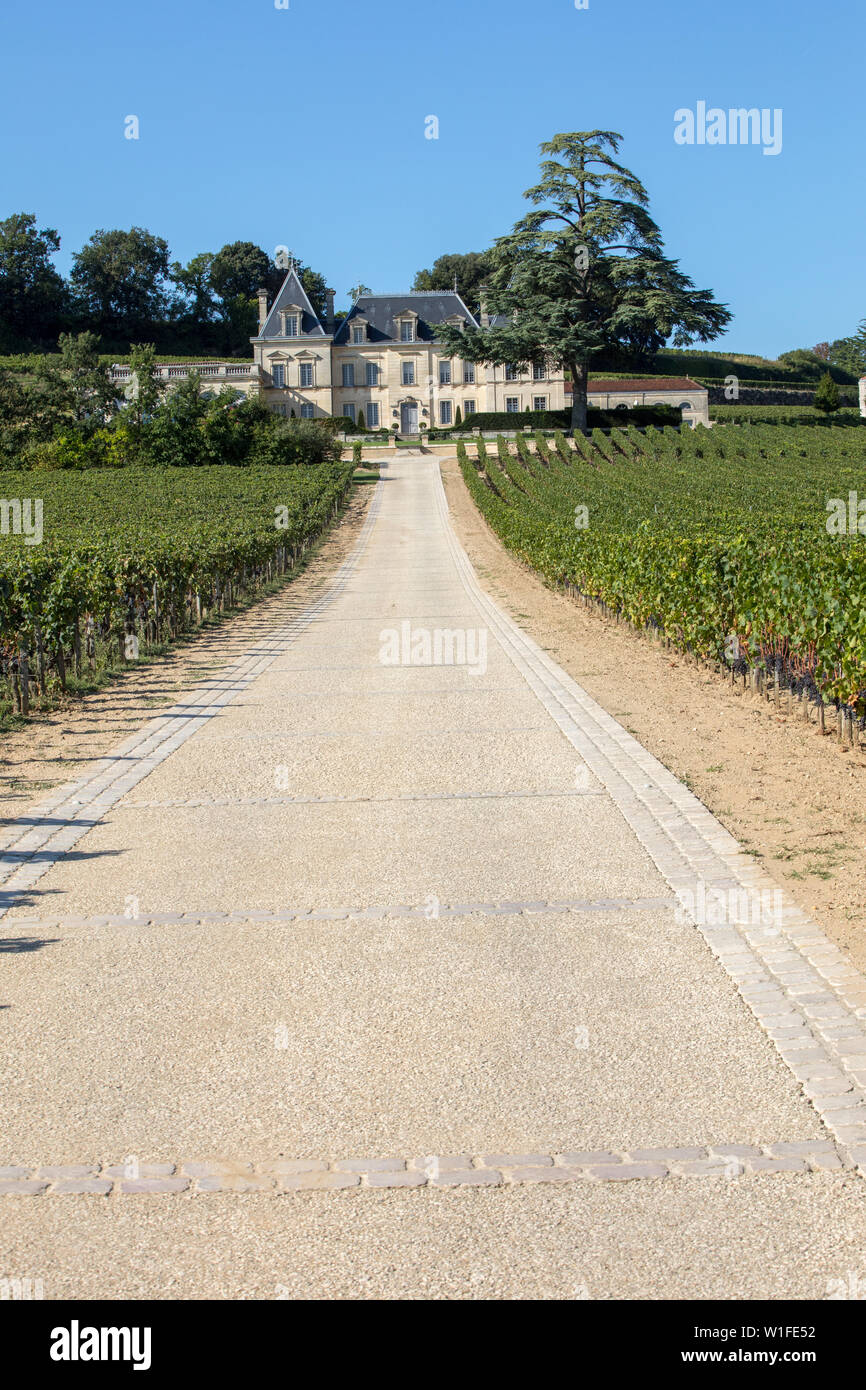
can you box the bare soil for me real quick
[0,485,375,836]
[440,454,866,975]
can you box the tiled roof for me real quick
[257,268,326,340]
[334,293,477,345]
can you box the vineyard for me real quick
[0,461,355,717]
[458,423,866,735]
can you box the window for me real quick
[505,364,519,381]
[440,401,452,425]
[400,320,414,342]
[464,400,476,416]
[342,363,355,388]
[342,404,356,423]
[284,315,299,337]
[533,362,546,380]
[533,396,547,412]
[299,362,313,387]
[271,363,286,388]
[401,361,415,386]
[366,362,379,386]
[352,326,365,345]
[463,363,475,384]
[505,397,520,413]
[366,402,380,427]
[300,403,314,419]
[439,360,451,385]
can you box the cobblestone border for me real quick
[436,461,866,1168]
[0,482,384,918]
[0,1140,849,1194]
[2,895,677,929]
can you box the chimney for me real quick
[325,287,335,329]
[256,288,269,333]
[479,285,490,329]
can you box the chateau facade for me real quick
[251,266,567,430]
[109,266,710,428]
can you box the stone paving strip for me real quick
[0,1139,848,1194]
[432,462,866,1169]
[0,482,384,914]
[115,788,606,808]
[2,895,677,929]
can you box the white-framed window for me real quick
[533,396,547,412]
[439,360,451,385]
[284,315,299,337]
[505,397,520,413]
[505,364,519,381]
[353,326,365,345]
[366,362,379,386]
[300,403,314,419]
[299,362,313,387]
[342,404,356,423]
[533,362,546,380]
[271,363,286,388]
[366,402,380,427]
[400,320,414,342]
[342,363,355,388]
[463,363,475,384]
[440,401,452,425]
[402,361,415,386]
[464,399,476,416]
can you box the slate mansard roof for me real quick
[257,268,327,340]
[334,292,478,345]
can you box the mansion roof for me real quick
[334,292,478,345]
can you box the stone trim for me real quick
[3,895,677,930]
[0,1140,849,1195]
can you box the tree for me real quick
[58,331,121,429]
[126,343,166,430]
[438,131,731,432]
[828,321,866,378]
[347,283,372,302]
[170,252,217,324]
[70,227,172,338]
[210,241,275,304]
[814,371,840,413]
[413,251,493,307]
[0,213,67,345]
[813,342,831,361]
[357,408,366,430]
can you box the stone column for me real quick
[859,376,866,418]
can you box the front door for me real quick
[400,402,419,434]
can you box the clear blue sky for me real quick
[1,0,861,357]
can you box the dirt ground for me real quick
[0,485,374,838]
[439,455,866,976]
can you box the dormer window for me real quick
[399,320,414,342]
[353,326,365,345]
[283,313,299,337]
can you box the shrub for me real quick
[814,372,840,413]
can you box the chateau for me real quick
[110,264,710,428]
[251,265,568,430]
